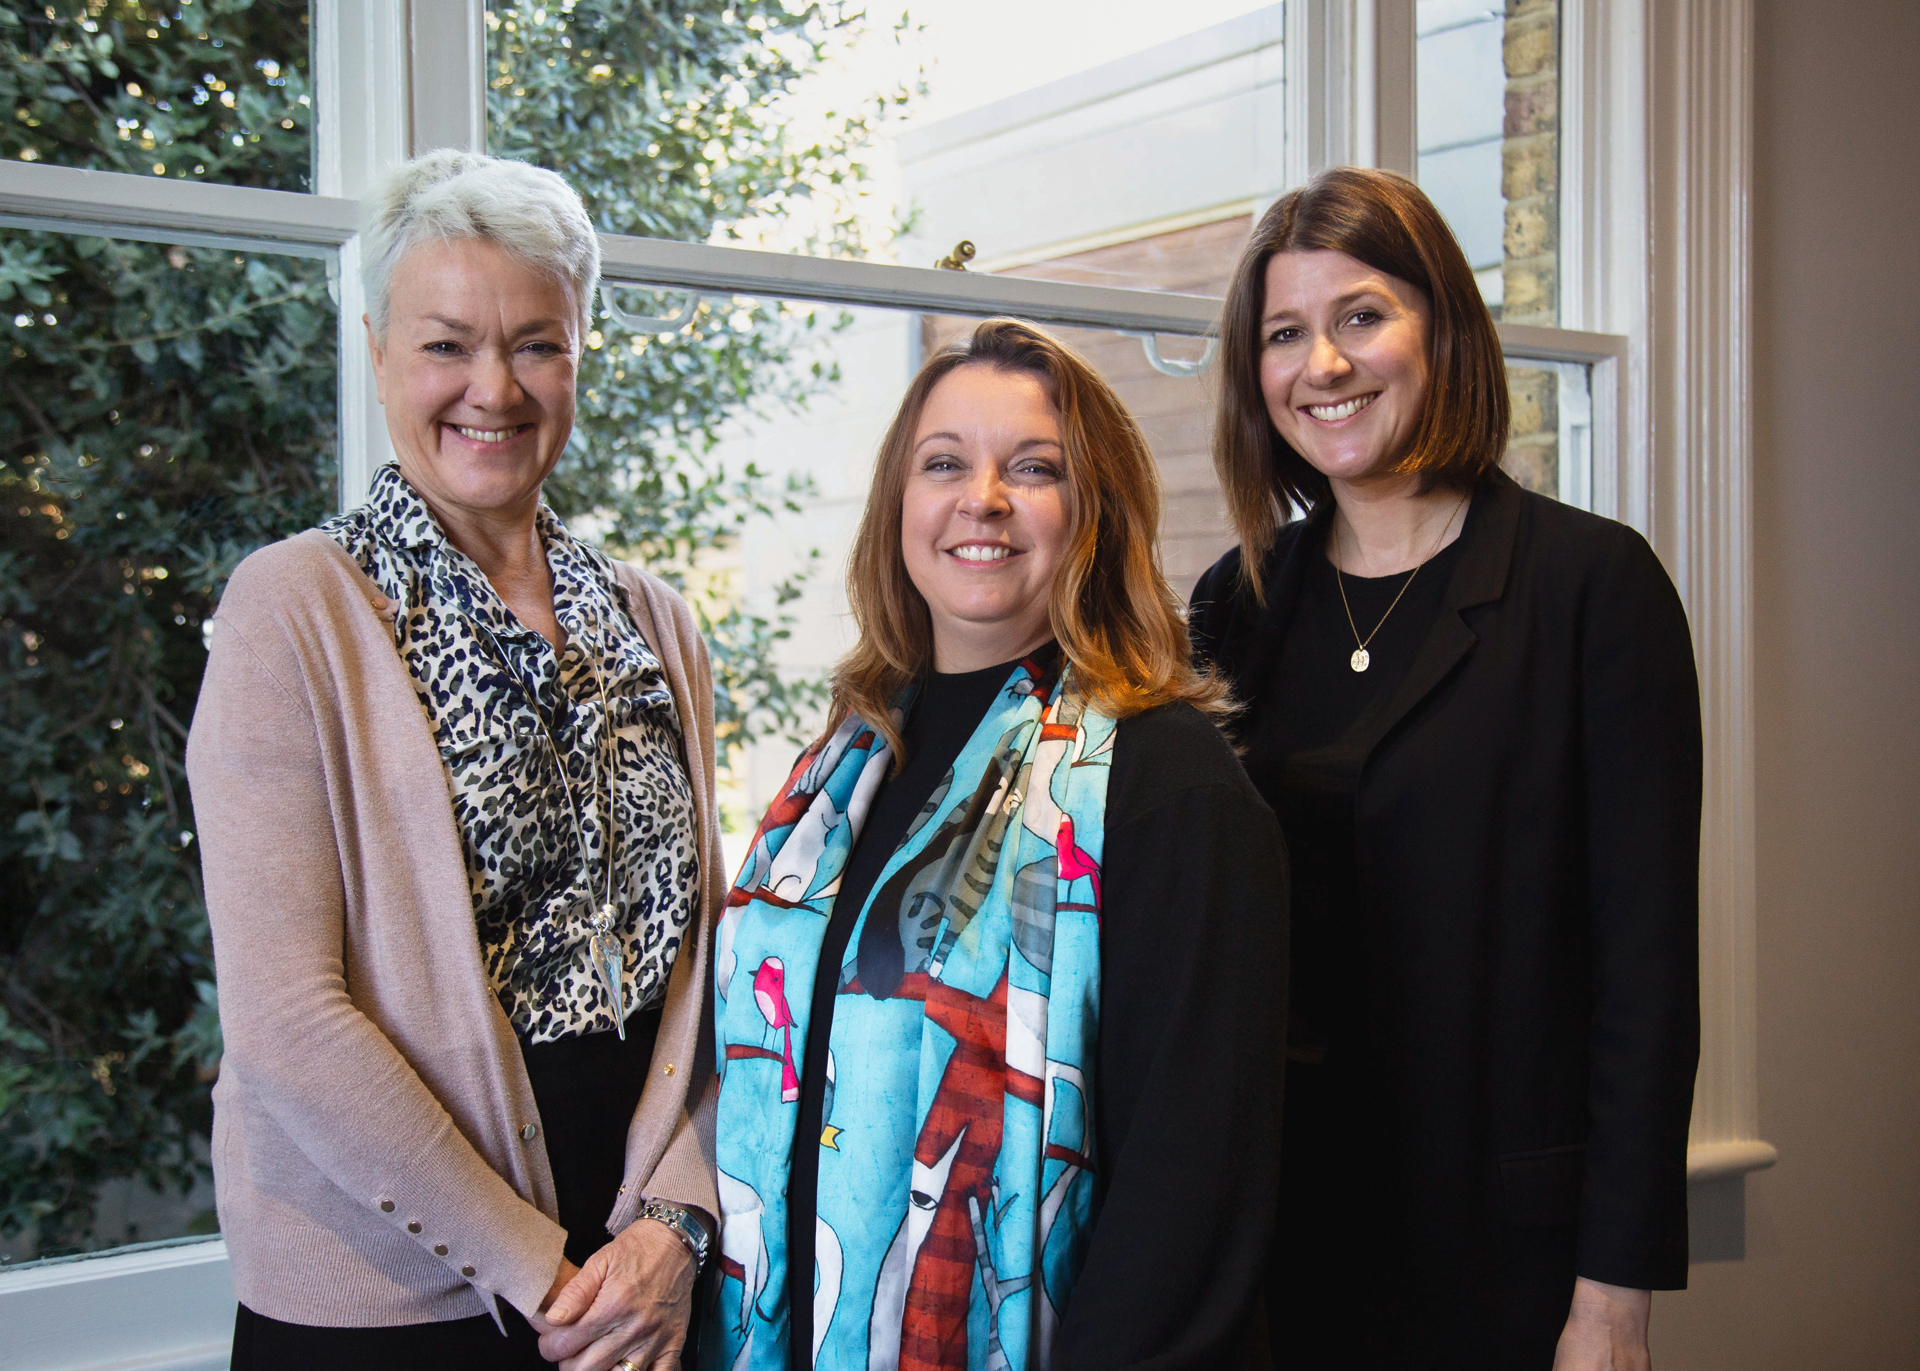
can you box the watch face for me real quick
[645,1201,707,1263]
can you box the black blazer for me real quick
[1190,473,1700,1314]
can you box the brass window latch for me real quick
[934,240,976,271]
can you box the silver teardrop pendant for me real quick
[1350,648,1372,672]
[588,902,627,1040]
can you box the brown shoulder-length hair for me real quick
[1215,166,1510,597]
[829,317,1228,766]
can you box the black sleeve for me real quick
[1057,709,1289,1370]
[1574,529,1703,1289]
[1186,546,1242,669]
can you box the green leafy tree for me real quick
[1,0,907,1257]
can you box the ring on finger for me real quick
[615,1360,644,1371]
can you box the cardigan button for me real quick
[663,1063,675,1076]
[462,1265,477,1278]
[434,1244,449,1257]
[520,1123,538,1141]
[406,1221,422,1234]
[379,1200,394,1213]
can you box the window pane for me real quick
[1418,0,1561,323]
[2,0,314,191]
[485,0,1281,291]
[1503,358,1592,507]
[1,227,336,1264]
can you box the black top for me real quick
[1244,524,1468,1072]
[786,648,1289,1370]
[1237,522,1468,1366]
[1190,473,1701,1370]
[519,1009,664,1267]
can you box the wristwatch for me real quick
[639,1198,711,1273]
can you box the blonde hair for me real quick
[829,318,1228,765]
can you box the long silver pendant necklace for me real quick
[1333,491,1469,673]
[468,611,633,1040]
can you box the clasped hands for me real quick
[533,1215,698,1371]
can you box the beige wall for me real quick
[1653,0,1920,1363]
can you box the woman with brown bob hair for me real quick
[1190,168,1701,1370]
[705,318,1286,1370]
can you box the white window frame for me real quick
[0,0,1766,1360]
[1553,0,1773,1189]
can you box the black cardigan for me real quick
[1189,472,1701,1313]
[1058,703,1286,1369]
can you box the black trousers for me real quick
[232,1301,547,1371]
[231,1004,663,1368]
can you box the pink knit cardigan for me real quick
[185,530,723,1328]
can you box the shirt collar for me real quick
[535,500,582,568]
[367,463,582,564]
[365,463,446,553]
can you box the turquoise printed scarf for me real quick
[704,656,1112,1371]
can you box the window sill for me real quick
[1687,1139,1779,1183]
[0,1235,233,1371]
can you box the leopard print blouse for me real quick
[322,464,699,1044]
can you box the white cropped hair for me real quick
[361,149,600,339]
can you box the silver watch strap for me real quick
[639,1199,709,1271]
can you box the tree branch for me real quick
[141,680,183,828]
[5,378,66,450]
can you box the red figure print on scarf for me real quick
[900,969,1011,1371]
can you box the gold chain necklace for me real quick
[1333,491,1469,673]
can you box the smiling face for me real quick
[367,236,579,530]
[899,364,1073,673]
[1258,248,1433,493]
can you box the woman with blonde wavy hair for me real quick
[704,319,1287,1370]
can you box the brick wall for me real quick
[1502,0,1559,326]
[1503,363,1560,495]
[1501,0,1562,497]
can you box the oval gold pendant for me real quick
[1350,648,1371,672]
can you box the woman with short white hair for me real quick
[188,150,722,1371]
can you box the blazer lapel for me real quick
[1346,472,1524,767]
